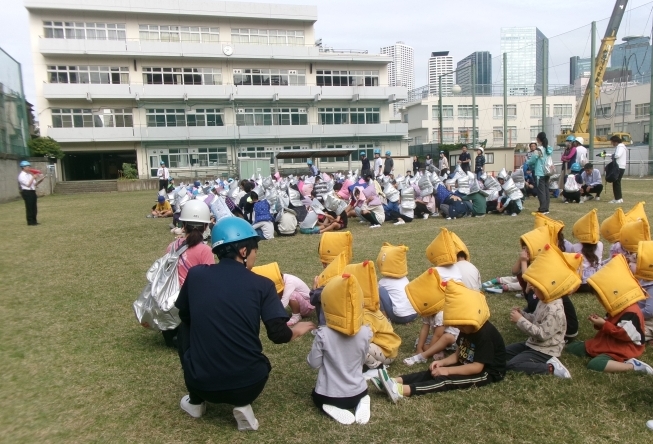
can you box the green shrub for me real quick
[121,163,138,180]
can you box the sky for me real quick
[2,0,652,110]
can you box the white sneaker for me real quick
[431,213,440,217]
[647,419,653,430]
[423,214,429,219]
[403,354,427,366]
[626,358,653,375]
[515,293,524,298]
[354,395,371,424]
[547,357,572,379]
[595,196,600,201]
[616,198,623,203]
[322,404,355,425]
[394,219,405,225]
[180,395,206,418]
[511,213,517,217]
[378,368,401,404]
[287,313,302,326]
[233,404,259,431]
[485,287,504,294]
[359,220,367,224]
[369,224,381,229]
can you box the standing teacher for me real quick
[18,160,43,226]
[175,218,315,431]
[458,145,471,173]
[157,161,170,191]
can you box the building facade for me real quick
[611,36,651,83]
[25,0,408,181]
[500,27,548,96]
[400,93,577,150]
[428,51,454,96]
[456,51,492,96]
[380,41,414,117]
[570,56,591,84]
[595,82,650,144]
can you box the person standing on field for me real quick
[157,161,170,191]
[609,135,627,204]
[458,145,471,173]
[18,160,43,226]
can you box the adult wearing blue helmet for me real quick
[360,151,371,175]
[382,150,394,176]
[174,217,315,431]
[18,160,44,225]
[307,159,318,177]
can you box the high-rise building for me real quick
[380,41,414,115]
[500,27,548,95]
[456,51,492,95]
[570,56,591,84]
[611,36,651,82]
[25,0,408,180]
[428,51,454,95]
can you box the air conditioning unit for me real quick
[352,94,360,102]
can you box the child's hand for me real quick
[291,321,316,338]
[313,276,320,289]
[429,360,444,372]
[431,366,449,377]
[519,250,529,262]
[509,308,522,323]
[588,314,605,327]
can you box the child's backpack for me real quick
[133,241,188,331]
[446,200,469,219]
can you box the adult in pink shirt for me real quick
[162,200,215,347]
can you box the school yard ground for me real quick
[2,180,653,443]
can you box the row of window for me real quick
[432,104,574,120]
[139,25,220,43]
[47,66,130,85]
[43,21,305,46]
[233,69,307,86]
[596,100,640,118]
[150,148,229,171]
[146,109,225,127]
[51,108,133,128]
[317,108,381,125]
[316,70,380,87]
[142,67,222,86]
[432,126,573,144]
[235,108,308,126]
[43,21,126,40]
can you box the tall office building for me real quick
[428,51,454,95]
[25,0,408,180]
[570,56,591,84]
[611,36,651,81]
[380,41,414,115]
[500,27,548,95]
[456,51,492,95]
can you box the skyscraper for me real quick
[380,42,414,115]
[456,51,492,95]
[380,41,415,90]
[428,51,454,95]
[569,56,591,84]
[611,36,651,81]
[500,27,548,95]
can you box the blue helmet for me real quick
[373,149,381,154]
[570,163,582,173]
[385,151,391,155]
[194,181,201,187]
[566,135,576,142]
[211,217,259,250]
[360,151,366,156]
[307,159,313,165]
[20,160,31,167]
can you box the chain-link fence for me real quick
[0,47,29,156]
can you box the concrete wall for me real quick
[0,156,54,203]
[116,179,159,192]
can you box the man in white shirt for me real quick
[373,149,383,177]
[18,160,43,225]
[574,137,588,166]
[157,161,169,191]
[610,135,627,204]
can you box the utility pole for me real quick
[438,75,443,146]
[649,18,653,175]
[589,21,597,159]
[542,38,548,133]
[472,62,477,149]
[503,52,508,148]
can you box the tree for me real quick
[28,137,64,159]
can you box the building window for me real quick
[530,104,549,118]
[493,127,503,142]
[493,104,516,119]
[458,127,478,142]
[43,21,126,40]
[615,100,632,116]
[231,28,304,45]
[530,126,540,140]
[143,67,222,85]
[316,70,379,87]
[146,109,186,127]
[432,105,453,120]
[318,107,380,125]
[236,108,308,126]
[457,105,478,118]
[596,125,611,136]
[51,108,133,128]
[635,103,650,119]
[433,128,454,143]
[318,144,351,163]
[614,122,628,132]
[47,66,129,84]
[238,147,275,163]
[596,104,611,118]
[553,104,573,118]
[196,147,228,166]
[139,25,219,43]
[233,69,306,86]
[186,109,225,126]
[485,152,495,164]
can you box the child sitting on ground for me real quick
[376,280,506,402]
[565,255,653,374]
[250,191,274,240]
[377,243,417,324]
[506,244,580,378]
[569,209,603,293]
[150,195,173,218]
[251,263,315,326]
[404,308,459,366]
[307,274,372,425]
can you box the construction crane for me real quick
[557,0,633,147]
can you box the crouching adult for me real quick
[175,217,315,431]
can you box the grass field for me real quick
[2,181,653,443]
